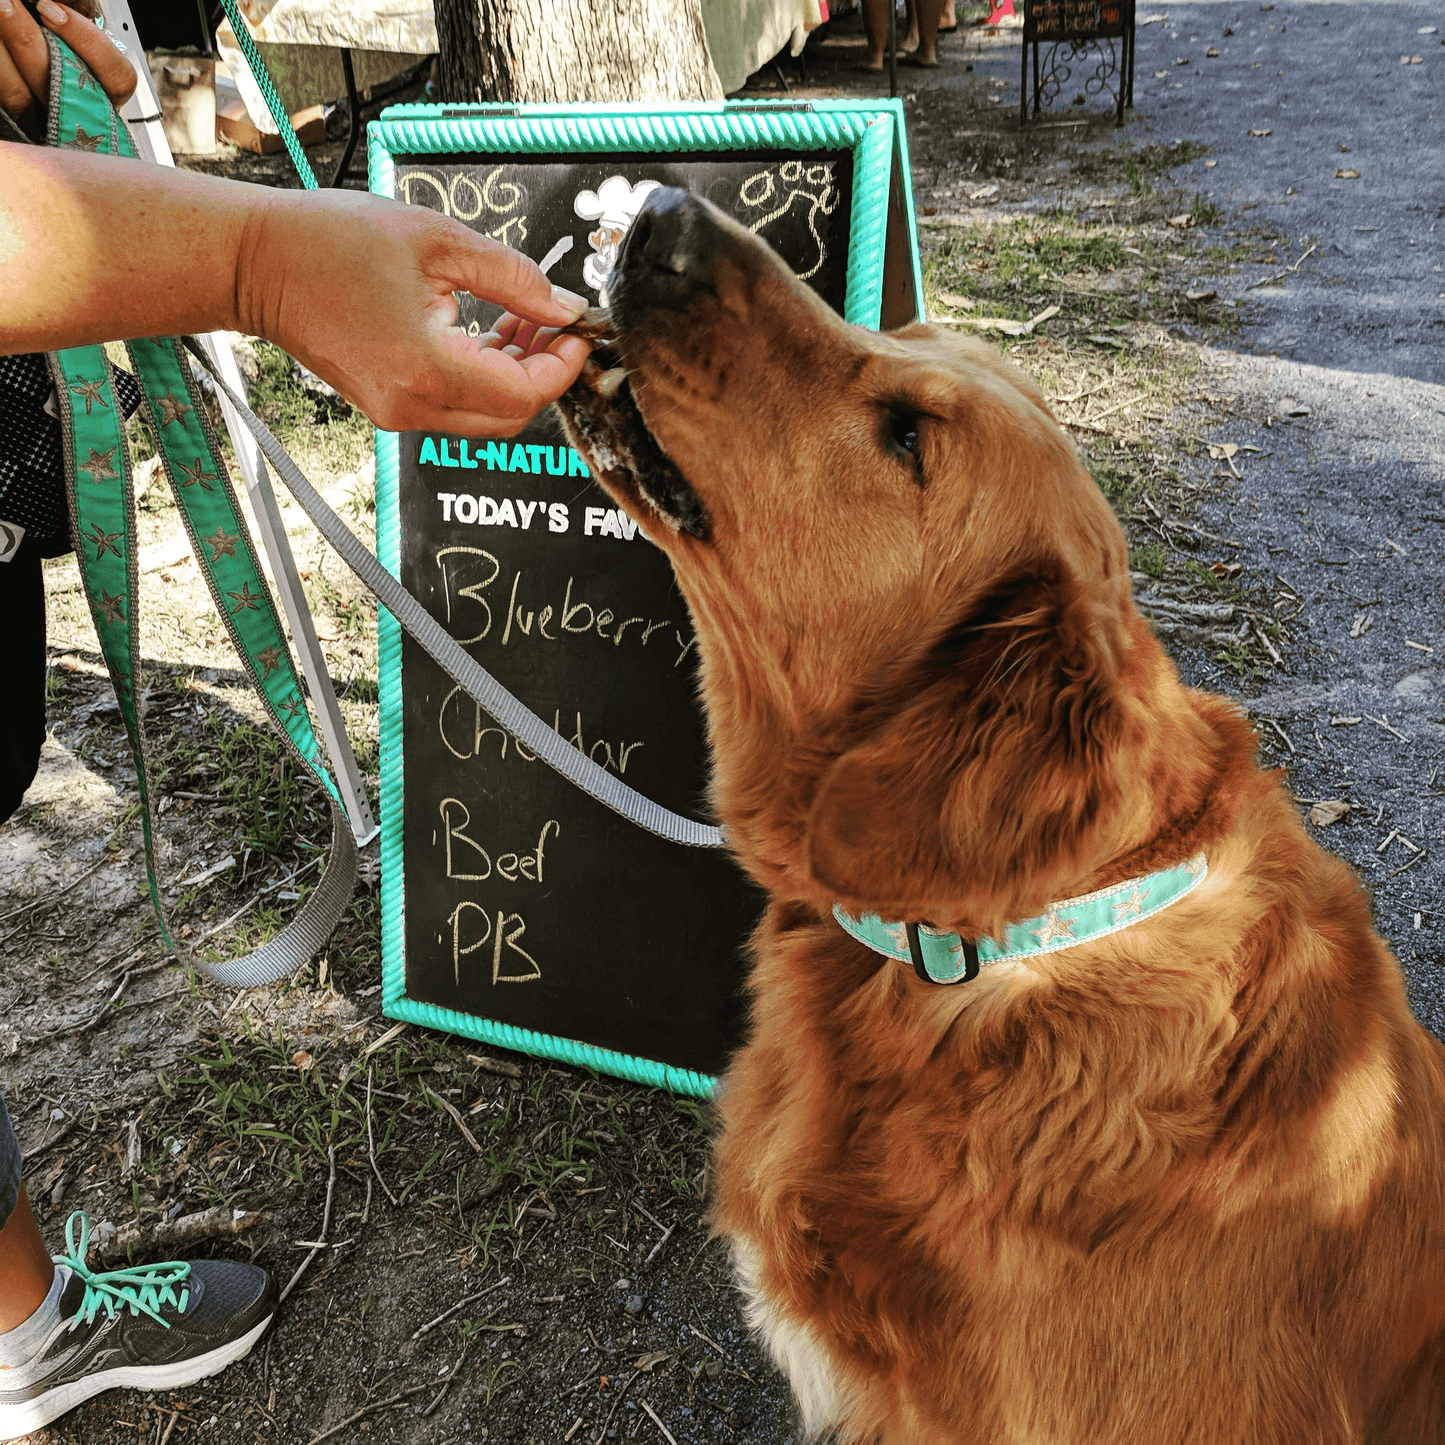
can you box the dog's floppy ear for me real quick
[805,567,1132,932]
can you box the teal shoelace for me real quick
[52,1212,191,1329]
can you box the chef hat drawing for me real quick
[574,176,663,233]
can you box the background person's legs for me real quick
[0,542,46,822]
[905,0,947,64]
[0,541,57,1333]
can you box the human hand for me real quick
[0,0,137,140]
[238,188,591,437]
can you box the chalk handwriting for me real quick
[437,800,558,884]
[447,902,541,985]
[434,550,695,665]
[397,165,528,246]
[438,693,645,775]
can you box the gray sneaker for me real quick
[0,1212,276,1441]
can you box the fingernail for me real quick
[478,331,502,347]
[550,284,588,317]
[0,0,14,18]
[502,344,524,359]
[36,0,67,23]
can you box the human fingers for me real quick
[35,0,137,107]
[367,330,590,436]
[0,32,40,136]
[486,314,562,359]
[0,0,52,117]
[427,225,589,328]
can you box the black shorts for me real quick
[0,540,45,826]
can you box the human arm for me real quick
[0,142,590,434]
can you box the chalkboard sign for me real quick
[369,101,924,1096]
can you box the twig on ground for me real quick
[411,1275,513,1341]
[687,1322,756,1382]
[423,1084,485,1154]
[305,1378,434,1445]
[0,825,124,929]
[1367,714,1412,743]
[158,1409,182,1445]
[641,1399,680,1445]
[1392,850,1428,878]
[366,1066,399,1207]
[1261,717,1294,754]
[466,1052,522,1079]
[1288,243,1319,272]
[280,1144,337,1306]
[422,1341,475,1417]
[89,1206,264,1266]
[193,855,324,946]
[593,1369,640,1444]
[644,1223,676,1269]
[24,981,191,1049]
[1254,625,1284,668]
[79,938,156,984]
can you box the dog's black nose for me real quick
[613,186,727,319]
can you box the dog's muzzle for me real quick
[556,188,730,542]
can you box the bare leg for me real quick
[861,0,887,67]
[941,0,958,28]
[911,0,947,63]
[0,1188,55,1333]
[903,0,920,51]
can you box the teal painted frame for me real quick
[370,100,923,1099]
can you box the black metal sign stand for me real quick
[1020,0,1136,127]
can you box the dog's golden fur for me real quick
[560,195,1445,1443]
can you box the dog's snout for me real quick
[615,186,733,317]
[628,187,691,276]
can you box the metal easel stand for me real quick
[95,0,379,849]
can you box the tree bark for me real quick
[436,0,724,105]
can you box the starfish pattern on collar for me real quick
[87,524,122,559]
[176,457,217,491]
[1033,906,1078,947]
[279,696,305,718]
[227,582,261,613]
[157,390,192,428]
[204,526,239,561]
[69,377,110,414]
[881,921,910,954]
[79,446,119,483]
[1111,882,1150,921]
[256,646,282,678]
[72,65,98,91]
[71,126,103,152]
[98,590,125,624]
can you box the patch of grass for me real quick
[1088,459,1142,516]
[1190,192,1222,227]
[1131,544,1167,579]
[924,216,1127,320]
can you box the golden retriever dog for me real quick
[556,188,1445,1444]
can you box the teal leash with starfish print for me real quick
[45,34,356,988]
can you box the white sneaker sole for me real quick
[0,1311,272,1441]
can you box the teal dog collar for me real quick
[833,854,1208,985]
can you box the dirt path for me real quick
[5,8,1440,1440]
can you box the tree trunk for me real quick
[436,0,724,105]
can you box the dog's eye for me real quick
[886,411,924,480]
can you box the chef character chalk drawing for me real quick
[573,177,663,300]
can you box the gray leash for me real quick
[183,339,727,851]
